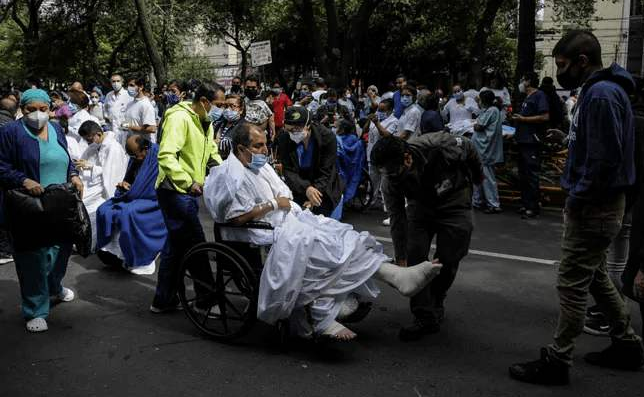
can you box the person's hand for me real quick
[48,111,56,118]
[74,159,90,170]
[395,259,408,268]
[23,178,44,196]
[305,186,323,207]
[511,114,524,122]
[634,270,644,300]
[71,175,84,199]
[117,181,131,191]
[275,196,291,210]
[189,182,203,197]
[303,201,313,209]
[320,115,329,125]
[367,113,378,123]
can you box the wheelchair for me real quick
[177,221,289,343]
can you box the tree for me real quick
[516,0,536,80]
[133,0,166,86]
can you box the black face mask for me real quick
[244,88,258,99]
[556,61,583,90]
[230,84,241,93]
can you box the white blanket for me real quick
[204,155,385,335]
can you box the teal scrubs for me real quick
[14,122,72,320]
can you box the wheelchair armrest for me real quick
[214,221,274,230]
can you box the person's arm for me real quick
[474,109,492,132]
[567,98,625,207]
[367,114,394,138]
[0,125,29,189]
[381,175,408,265]
[157,115,193,191]
[129,102,157,134]
[514,113,550,124]
[229,197,291,226]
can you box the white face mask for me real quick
[127,86,138,97]
[25,110,49,130]
[518,82,526,94]
[112,82,123,92]
[289,129,305,143]
[91,97,99,105]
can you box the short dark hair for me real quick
[479,90,496,107]
[380,98,394,111]
[522,72,540,88]
[68,90,89,108]
[231,122,263,154]
[78,120,102,138]
[326,88,337,98]
[129,77,146,87]
[336,119,356,135]
[245,75,260,85]
[418,93,439,111]
[401,84,417,98]
[552,30,602,66]
[371,135,408,170]
[193,81,223,103]
[133,135,151,151]
[396,74,406,81]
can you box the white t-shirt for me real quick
[124,96,157,143]
[397,104,423,138]
[103,88,133,132]
[367,114,398,161]
[441,97,479,124]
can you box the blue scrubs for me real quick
[13,123,72,320]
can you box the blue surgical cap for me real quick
[20,88,51,106]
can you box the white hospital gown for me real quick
[204,155,385,335]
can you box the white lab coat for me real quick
[66,109,99,160]
[203,154,384,336]
[80,131,128,250]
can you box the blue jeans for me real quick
[153,189,214,309]
[13,244,72,320]
[473,164,500,209]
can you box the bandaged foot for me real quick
[375,261,443,297]
[320,321,357,341]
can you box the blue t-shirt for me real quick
[24,122,69,187]
[516,90,549,144]
[420,110,445,134]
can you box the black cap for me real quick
[284,106,310,126]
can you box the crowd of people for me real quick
[0,30,643,386]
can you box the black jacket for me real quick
[278,123,344,216]
[0,110,14,128]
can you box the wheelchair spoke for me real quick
[222,296,245,317]
[191,277,218,294]
[185,292,216,304]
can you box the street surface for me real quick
[1,205,642,397]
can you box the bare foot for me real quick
[321,321,357,341]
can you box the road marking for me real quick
[373,236,558,266]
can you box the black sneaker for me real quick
[521,210,539,219]
[509,348,570,385]
[399,320,440,342]
[483,207,503,214]
[584,339,644,370]
[583,314,611,337]
[515,207,527,215]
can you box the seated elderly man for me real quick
[204,122,442,341]
[96,135,168,274]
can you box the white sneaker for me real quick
[382,217,391,226]
[0,254,13,265]
[26,317,48,332]
[56,287,75,302]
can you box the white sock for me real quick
[375,261,443,297]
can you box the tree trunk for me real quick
[240,48,249,81]
[300,0,329,79]
[468,0,506,88]
[323,0,341,85]
[339,0,382,88]
[516,0,536,82]
[133,0,167,85]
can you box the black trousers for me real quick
[406,200,473,324]
[0,229,12,255]
[517,143,541,212]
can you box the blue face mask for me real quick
[166,93,180,106]
[401,95,413,107]
[376,110,388,121]
[68,102,79,115]
[247,149,268,171]
[223,109,240,122]
[208,105,223,122]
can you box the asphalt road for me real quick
[0,206,642,397]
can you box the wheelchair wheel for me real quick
[178,242,257,341]
[352,168,374,211]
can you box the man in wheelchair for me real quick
[203,122,442,341]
